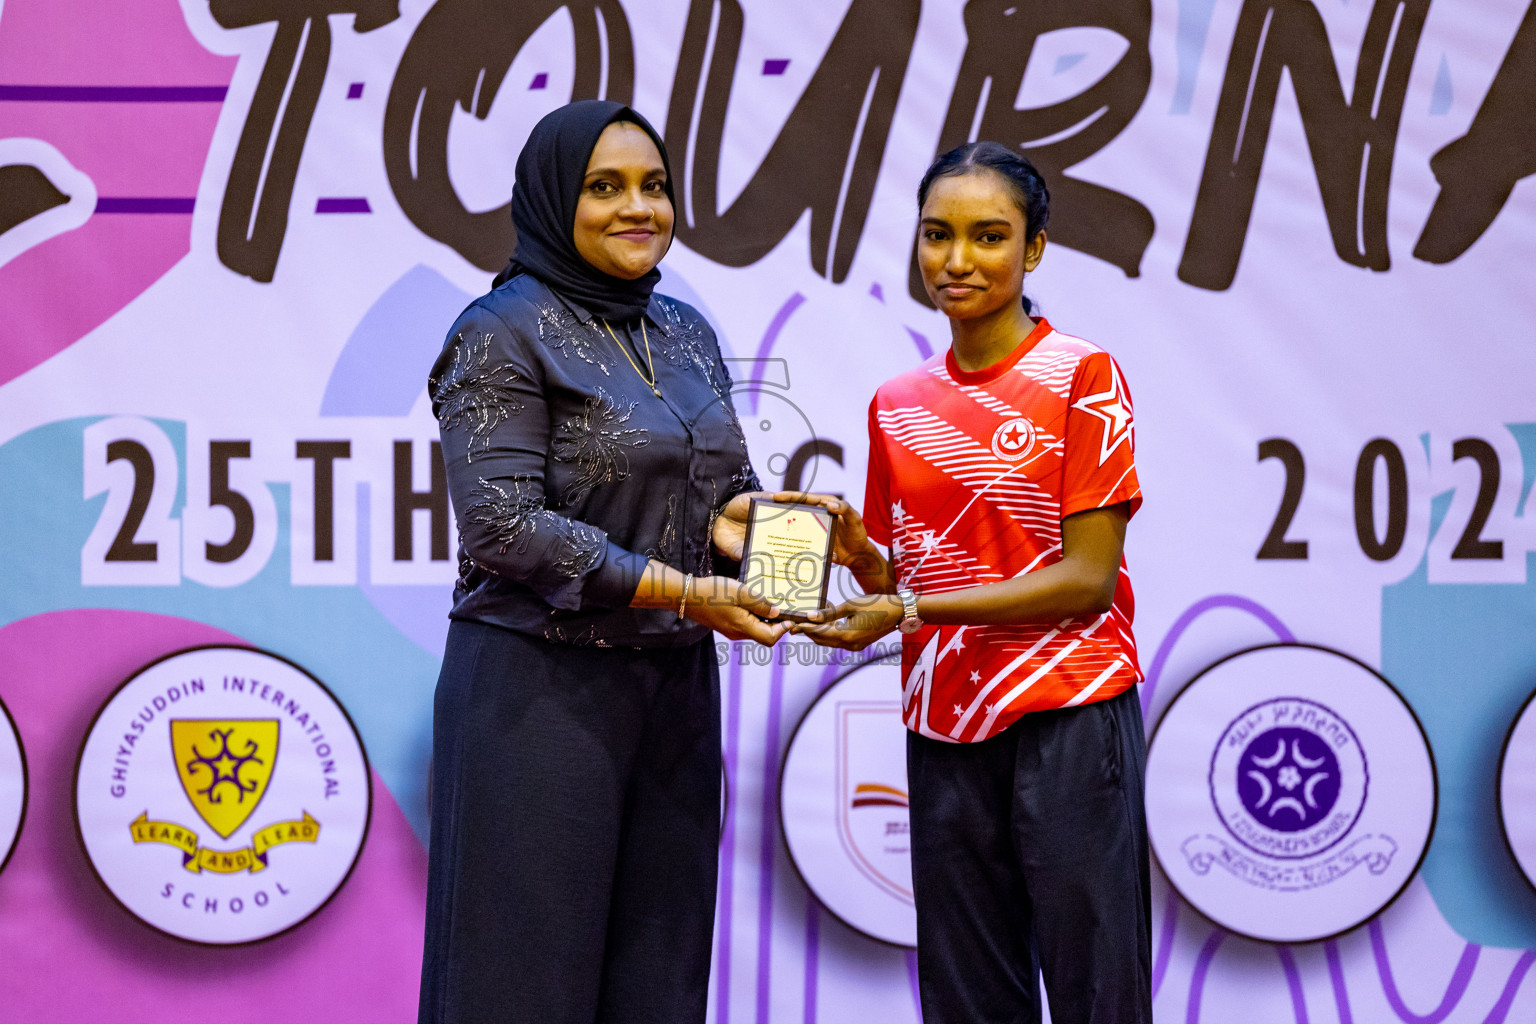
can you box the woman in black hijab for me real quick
[418,100,784,1024]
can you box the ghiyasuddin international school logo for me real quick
[1146,644,1435,943]
[75,647,370,944]
[130,719,316,875]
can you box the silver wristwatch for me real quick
[896,586,923,634]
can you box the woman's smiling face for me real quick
[572,121,674,281]
[917,169,1046,321]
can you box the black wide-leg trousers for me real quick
[418,620,721,1024]
[906,685,1153,1024]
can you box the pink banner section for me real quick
[0,0,234,385]
[0,610,427,1023]
[0,0,231,85]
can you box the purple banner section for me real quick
[316,198,373,214]
[748,292,806,413]
[1371,919,1477,1024]
[94,197,195,214]
[1140,593,1296,713]
[1276,946,1311,1024]
[0,84,227,102]
[1186,929,1228,1024]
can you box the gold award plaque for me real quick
[739,499,835,620]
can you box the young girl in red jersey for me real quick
[799,143,1151,1024]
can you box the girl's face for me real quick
[917,169,1046,321]
[573,121,674,280]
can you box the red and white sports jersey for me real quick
[864,319,1143,743]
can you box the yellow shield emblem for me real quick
[170,719,279,839]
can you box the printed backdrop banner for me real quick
[1,0,1534,1020]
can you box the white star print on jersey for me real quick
[864,319,1143,743]
[1071,355,1134,467]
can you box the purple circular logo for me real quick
[1210,697,1367,859]
[1236,727,1341,832]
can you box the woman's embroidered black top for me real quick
[429,273,759,648]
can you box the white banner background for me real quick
[1,0,1534,1020]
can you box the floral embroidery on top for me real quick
[464,476,606,579]
[551,387,650,504]
[654,297,727,396]
[730,455,762,497]
[725,414,751,457]
[542,622,611,647]
[723,402,761,494]
[436,276,771,639]
[456,555,494,591]
[697,480,724,576]
[537,302,611,373]
[430,331,524,461]
[647,493,680,564]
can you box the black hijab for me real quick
[493,100,675,322]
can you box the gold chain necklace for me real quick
[602,319,660,398]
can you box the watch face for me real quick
[897,588,920,633]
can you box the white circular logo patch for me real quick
[74,646,370,944]
[990,416,1037,462]
[0,695,26,875]
[1146,644,1434,943]
[780,656,915,946]
[1499,685,1536,894]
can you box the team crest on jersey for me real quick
[990,416,1037,462]
[75,646,370,944]
[1146,644,1434,942]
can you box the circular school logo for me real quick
[780,654,915,947]
[1146,644,1434,943]
[74,646,370,944]
[1499,685,1536,895]
[1212,701,1366,860]
[990,416,1037,462]
[0,694,26,875]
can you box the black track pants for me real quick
[906,685,1152,1024]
